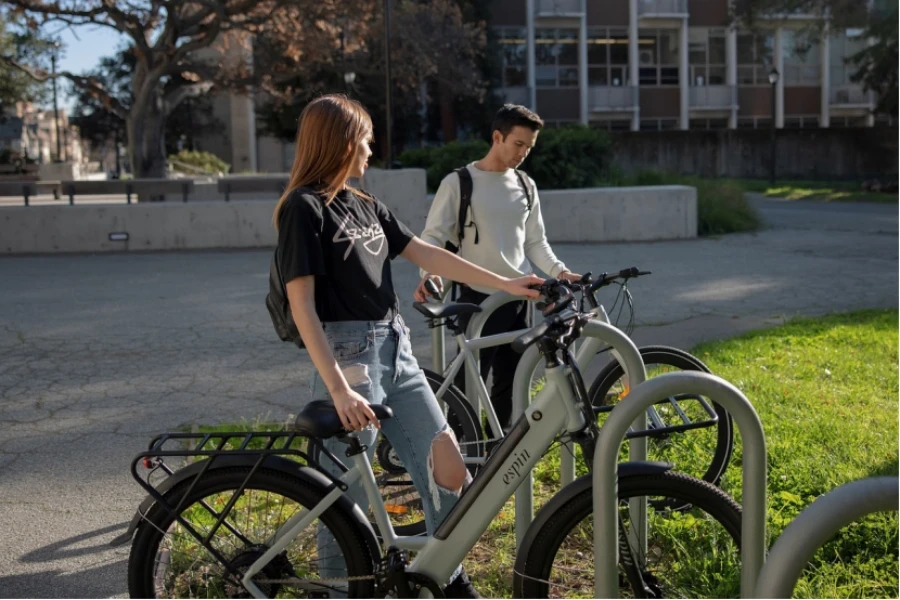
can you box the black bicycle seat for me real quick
[412,302,483,320]
[294,400,393,439]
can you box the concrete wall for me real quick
[611,128,899,180]
[540,185,697,242]
[1,169,697,254]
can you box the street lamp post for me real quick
[384,0,393,169]
[51,41,61,163]
[768,67,779,185]
[344,71,357,93]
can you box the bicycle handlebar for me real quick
[587,267,651,293]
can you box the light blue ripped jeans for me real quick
[309,315,463,592]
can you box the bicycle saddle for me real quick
[412,301,482,320]
[294,400,394,438]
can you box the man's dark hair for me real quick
[491,104,544,140]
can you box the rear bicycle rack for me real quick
[594,393,720,439]
[129,430,343,583]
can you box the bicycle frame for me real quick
[434,297,659,449]
[240,361,598,597]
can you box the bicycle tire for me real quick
[128,466,376,599]
[588,345,734,486]
[514,470,743,598]
[369,368,485,537]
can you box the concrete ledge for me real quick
[1,172,696,254]
[1,201,277,254]
[540,185,697,242]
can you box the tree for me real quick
[2,0,350,178]
[731,0,898,116]
[0,11,54,113]
[69,46,220,173]
[256,0,488,156]
[847,4,898,116]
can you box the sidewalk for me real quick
[0,198,896,597]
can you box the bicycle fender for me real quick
[109,454,381,563]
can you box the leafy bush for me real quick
[398,125,613,192]
[168,150,230,175]
[521,124,613,190]
[398,140,489,192]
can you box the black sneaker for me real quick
[444,571,483,599]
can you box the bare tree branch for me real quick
[0,54,129,118]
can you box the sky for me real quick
[54,24,129,111]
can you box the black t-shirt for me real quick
[276,187,414,322]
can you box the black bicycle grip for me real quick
[423,278,441,299]
[512,320,551,354]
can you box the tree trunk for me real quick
[439,81,457,143]
[127,95,168,184]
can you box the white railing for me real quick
[498,86,530,106]
[690,85,737,109]
[535,0,583,16]
[638,0,688,16]
[589,86,638,111]
[830,85,873,106]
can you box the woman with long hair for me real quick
[273,94,541,598]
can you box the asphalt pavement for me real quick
[0,197,896,597]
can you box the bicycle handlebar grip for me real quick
[512,320,551,354]
[424,278,441,299]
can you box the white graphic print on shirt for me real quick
[332,214,386,260]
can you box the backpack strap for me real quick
[454,166,478,245]
[515,169,534,212]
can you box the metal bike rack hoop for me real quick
[756,476,899,599]
[592,371,767,599]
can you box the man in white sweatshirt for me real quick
[414,104,581,430]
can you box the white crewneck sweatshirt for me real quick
[419,162,567,294]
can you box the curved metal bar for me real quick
[511,319,647,549]
[593,371,767,599]
[756,476,899,599]
[464,291,523,412]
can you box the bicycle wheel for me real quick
[370,368,485,536]
[128,466,376,599]
[588,346,734,486]
[514,470,742,598]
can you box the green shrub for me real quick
[398,125,613,192]
[168,150,230,175]
[398,140,489,192]
[521,124,613,190]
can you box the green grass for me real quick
[172,310,897,598]
[466,309,899,597]
[689,309,899,598]
[739,179,899,204]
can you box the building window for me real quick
[831,115,870,128]
[638,29,679,86]
[783,30,820,85]
[737,116,774,129]
[690,118,729,129]
[830,28,867,86]
[587,27,630,86]
[783,115,819,128]
[497,27,527,87]
[536,28,579,88]
[737,31,774,85]
[689,28,727,86]
[639,118,679,130]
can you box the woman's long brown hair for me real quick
[273,94,373,231]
